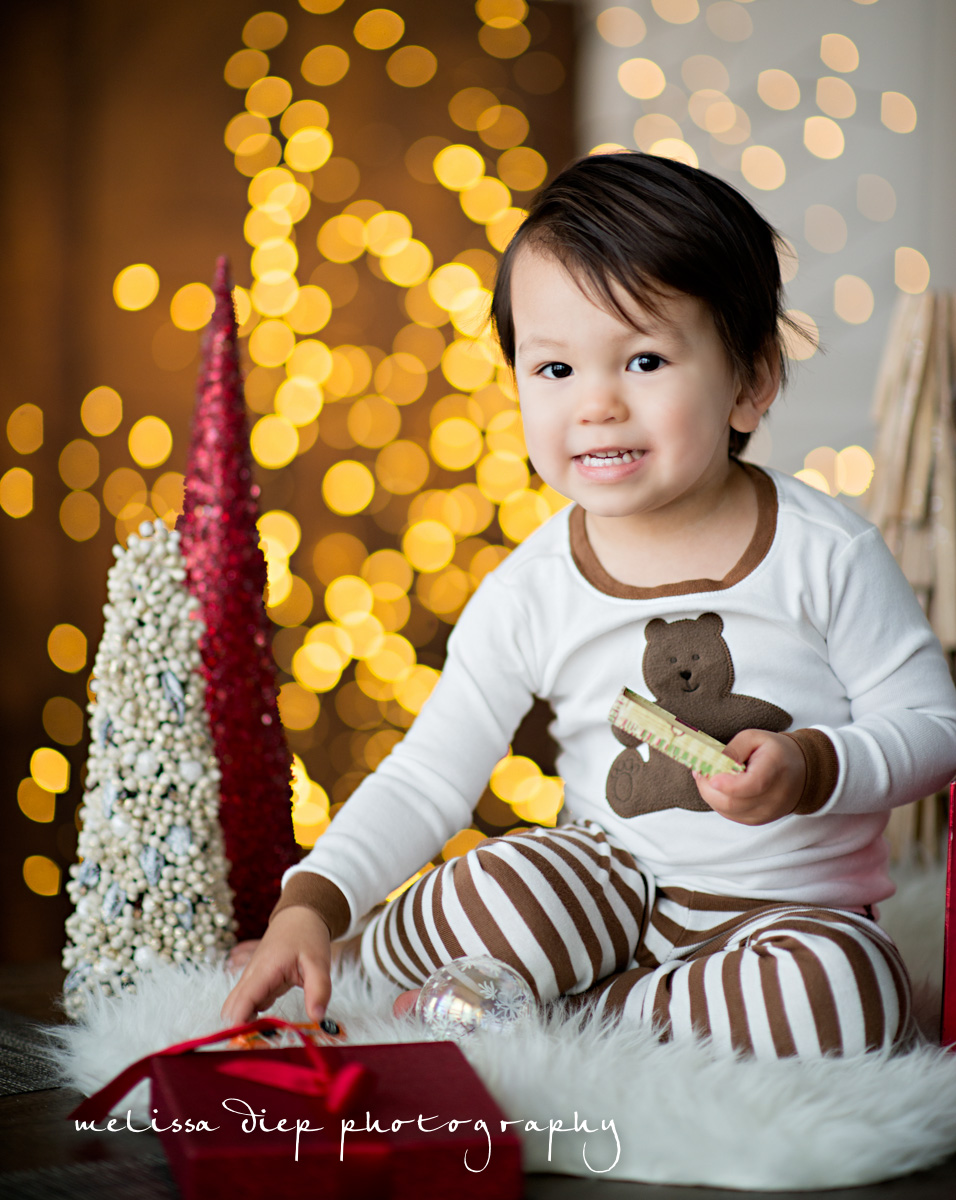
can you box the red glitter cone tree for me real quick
[177,257,298,940]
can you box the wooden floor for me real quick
[2,960,956,1198]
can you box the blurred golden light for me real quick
[275,375,324,425]
[235,135,283,177]
[485,409,526,458]
[292,642,344,692]
[511,776,564,825]
[286,286,332,334]
[365,210,412,256]
[233,286,253,329]
[497,146,547,191]
[477,0,527,24]
[652,0,699,24]
[405,281,448,327]
[128,416,173,468]
[80,386,122,437]
[403,519,454,572]
[429,263,482,310]
[305,620,354,665]
[449,87,499,131]
[430,418,483,470]
[363,728,403,770]
[286,127,333,171]
[281,99,330,137]
[417,565,470,615]
[23,856,61,897]
[471,542,510,581]
[249,318,296,365]
[252,277,299,317]
[366,632,415,682]
[0,468,32,518]
[490,753,539,801]
[317,213,366,262]
[31,746,70,793]
[477,450,529,501]
[380,239,433,287]
[60,491,100,541]
[323,460,376,514]
[816,76,856,119]
[777,237,798,284]
[278,681,320,730]
[706,1,752,39]
[820,33,859,72]
[781,309,819,361]
[151,472,185,522]
[711,105,750,144]
[499,489,551,542]
[650,138,699,168]
[688,88,728,130]
[441,829,486,860]
[170,282,215,331]
[113,263,159,311]
[42,696,84,746]
[248,165,295,208]
[151,325,197,373]
[243,11,288,49]
[364,547,414,590]
[18,779,55,824]
[857,173,896,222]
[618,58,666,100]
[804,445,839,493]
[225,48,270,89]
[476,105,529,150]
[681,53,729,92]
[833,275,873,325]
[395,663,439,714]
[226,112,271,152]
[441,339,496,390]
[7,403,43,454]
[311,261,359,306]
[479,21,530,57]
[339,611,385,659]
[386,46,437,87]
[312,535,366,590]
[348,394,400,447]
[836,445,875,496]
[804,115,844,159]
[740,144,786,190]
[881,91,917,134]
[434,144,485,190]
[250,414,299,467]
[804,204,847,253]
[102,467,147,517]
[597,6,646,46]
[326,574,373,620]
[259,509,301,560]
[354,8,404,49]
[300,0,347,11]
[757,68,799,111]
[245,206,290,246]
[302,45,350,86]
[375,440,430,494]
[47,624,87,673]
[461,177,511,224]
[375,352,428,405]
[895,247,930,294]
[326,344,373,397]
[285,341,333,387]
[267,575,314,627]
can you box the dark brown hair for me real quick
[491,152,796,456]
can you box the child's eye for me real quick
[628,353,664,373]
[540,362,572,379]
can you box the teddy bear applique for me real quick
[605,612,792,818]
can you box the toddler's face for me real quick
[510,247,766,523]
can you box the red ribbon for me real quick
[68,1017,371,1122]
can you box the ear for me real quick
[730,348,780,434]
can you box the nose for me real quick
[679,670,691,680]
[577,381,628,424]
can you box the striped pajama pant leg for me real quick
[358,821,914,1058]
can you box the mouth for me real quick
[681,683,699,693]
[574,448,645,467]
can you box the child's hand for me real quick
[693,730,805,825]
[220,906,333,1027]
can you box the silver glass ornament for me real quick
[415,955,534,1039]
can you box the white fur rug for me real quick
[51,863,956,1191]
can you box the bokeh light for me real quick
[170,282,215,330]
[80,386,122,437]
[757,68,800,110]
[0,468,32,518]
[225,48,270,89]
[301,45,350,86]
[803,116,844,159]
[706,1,752,40]
[781,310,819,361]
[881,92,917,134]
[618,58,666,100]
[856,174,896,222]
[251,414,299,467]
[816,76,856,119]
[113,264,160,311]
[128,416,173,468]
[597,6,647,46]
[804,204,847,253]
[103,468,146,518]
[47,624,87,673]
[820,33,859,72]
[243,11,288,49]
[387,46,438,87]
[23,856,61,897]
[833,275,874,325]
[323,460,376,514]
[31,746,70,793]
[42,696,84,746]
[7,403,43,454]
[895,247,930,294]
[652,0,699,24]
[740,145,786,190]
[60,491,101,541]
[18,779,56,824]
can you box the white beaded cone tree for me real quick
[62,520,235,1017]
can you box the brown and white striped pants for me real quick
[359,821,914,1059]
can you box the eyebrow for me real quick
[516,322,691,357]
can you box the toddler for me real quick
[223,153,956,1059]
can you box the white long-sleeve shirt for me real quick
[280,466,956,937]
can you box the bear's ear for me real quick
[645,619,667,639]
[698,612,724,635]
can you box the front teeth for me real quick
[580,451,640,466]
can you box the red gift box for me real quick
[70,1021,523,1200]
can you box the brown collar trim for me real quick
[568,462,778,600]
